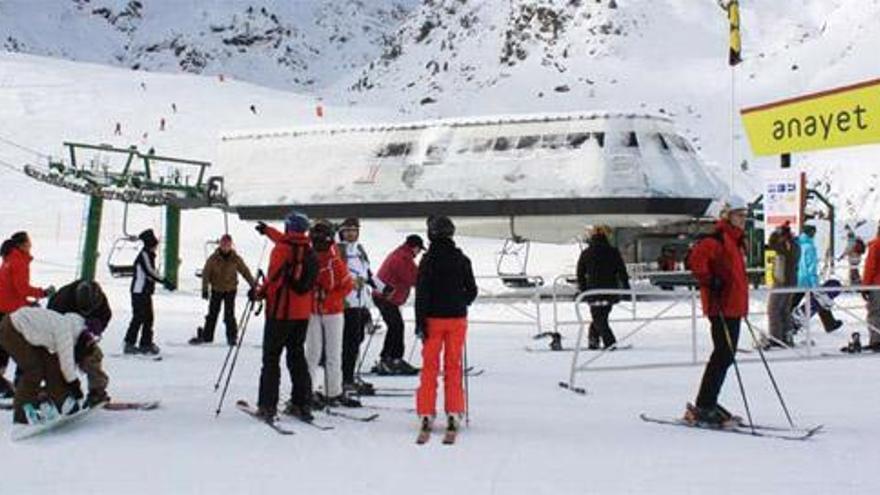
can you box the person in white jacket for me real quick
[0,307,86,424]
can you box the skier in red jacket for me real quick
[0,232,54,399]
[371,235,425,375]
[684,202,749,426]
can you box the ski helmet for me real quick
[75,280,102,317]
[284,210,310,233]
[427,215,455,241]
[310,219,334,250]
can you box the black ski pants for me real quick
[588,304,616,348]
[125,293,154,347]
[375,297,405,361]
[202,291,237,344]
[696,316,741,408]
[342,307,371,383]
[258,318,311,413]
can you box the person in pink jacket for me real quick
[371,235,424,375]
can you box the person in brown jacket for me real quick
[190,235,256,346]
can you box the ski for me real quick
[283,413,334,431]
[108,353,163,362]
[416,426,432,445]
[11,401,108,441]
[103,400,161,411]
[361,403,416,414]
[526,344,633,353]
[640,414,822,441]
[236,400,294,435]
[322,408,379,422]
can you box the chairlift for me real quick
[107,203,140,278]
[496,232,544,289]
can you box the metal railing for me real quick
[561,284,880,394]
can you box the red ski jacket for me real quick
[0,248,45,314]
[313,243,353,315]
[374,244,419,306]
[262,226,317,321]
[688,220,749,318]
[862,237,880,286]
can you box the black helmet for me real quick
[427,215,455,241]
[310,219,334,250]
[75,280,102,317]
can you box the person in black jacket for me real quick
[576,225,630,349]
[47,280,112,406]
[414,216,478,434]
[124,229,175,355]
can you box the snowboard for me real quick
[791,279,842,331]
[11,401,108,441]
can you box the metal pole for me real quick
[164,204,181,286]
[79,195,103,281]
[743,317,796,428]
[805,290,813,359]
[690,289,698,364]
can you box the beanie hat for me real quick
[427,215,455,241]
[75,280,103,317]
[285,211,310,233]
[405,234,425,251]
[138,229,159,248]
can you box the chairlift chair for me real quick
[107,235,140,278]
[496,236,544,288]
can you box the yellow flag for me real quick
[728,0,742,66]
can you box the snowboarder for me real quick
[253,212,318,421]
[304,220,357,407]
[123,229,175,355]
[684,202,749,425]
[190,234,256,346]
[790,224,842,333]
[766,222,799,347]
[159,118,166,131]
[0,232,54,400]
[860,222,880,350]
[371,234,425,375]
[576,225,630,349]
[337,217,377,396]
[414,216,477,435]
[249,104,257,114]
[47,280,112,406]
[0,307,88,425]
[838,228,865,285]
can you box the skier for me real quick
[0,232,54,400]
[576,225,630,350]
[190,234,256,346]
[371,234,425,375]
[765,223,799,347]
[123,229,175,355]
[0,306,89,425]
[684,202,749,426]
[249,104,257,114]
[860,222,880,350]
[838,228,865,285]
[337,217,377,396]
[790,224,842,333]
[171,102,177,113]
[47,280,113,406]
[253,212,318,421]
[159,118,166,131]
[114,122,122,136]
[303,220,357,408]
[415,216,477,436]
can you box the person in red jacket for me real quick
[684,203,749,426]
[372,234,425,375]
[0,232,54,399]
[303,220,357,408]
[253,212,318,421]
[861,222,880,350]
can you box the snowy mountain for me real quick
[0,0,416,90]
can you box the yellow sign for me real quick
[741,78,880,156]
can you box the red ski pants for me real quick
[416,317,467,417]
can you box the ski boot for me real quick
[390,359,420,376]
[138,343,161,355]
[283,401,313,422]
[683,403,737,428]
[123,342,141,355]
[334,393,362,408]
[841,332,862,353]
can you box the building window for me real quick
[493,137,512,152]
[516,135,540,149]
[593,132,605,147]
[567,133,590,148]
[376,142,412,158]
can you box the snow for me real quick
[0,4,879,493]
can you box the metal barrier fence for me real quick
[561,284,880,394]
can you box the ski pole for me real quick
[356,312,378,377]
[744,316,795,428]
[215,271,264,416]
[719,316,756,434]
[214,298,253,391]
[463,337,470,427]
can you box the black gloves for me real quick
[382,284,394,297]
[202,289,210,300]
[68,379,84,400]
[247,287,258,302]
[162,280,176,291]
[415,321,427,341]
[255,221,268,236]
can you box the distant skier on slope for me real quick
[304,219,358,408]
[371,234,425,375]
[415,216,477,438]
[576,225,630,350]
[123,229,176,355]
[0,232,54,400]
[253,212,318,421]
[684,201,749,426]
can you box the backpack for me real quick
[274,242,318,295]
